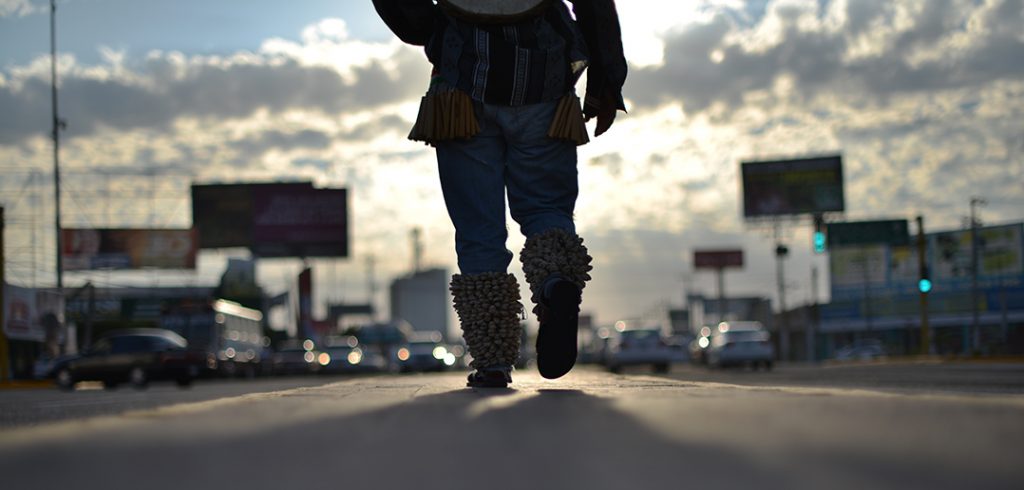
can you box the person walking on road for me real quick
[373,0,627,387]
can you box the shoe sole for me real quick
[536,280,581,379]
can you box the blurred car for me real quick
[605,328,674,374]
[665,334,693,363]
[48,328,205,390]
[271,339,323,375]
[396,332,457,373]
[706,322,775,369]
[319,336,387,374]
[833,342,886,361]
[350,321,413,372]
[688,325,715,365]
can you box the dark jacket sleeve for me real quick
[372,0,438,46]
[569,0,628,118]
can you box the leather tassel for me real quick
[546,94,590,146]
[408,89,481,146]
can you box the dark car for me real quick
[270,339,322,375]
[50,329,205,390]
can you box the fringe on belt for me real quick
[546,93,589,146]
[407,90,589,147]
[408,89,480,146]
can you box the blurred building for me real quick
[389,268,451,340]
[817,221,1024,358]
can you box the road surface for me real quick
[1,364,1022,490]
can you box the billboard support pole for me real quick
[716,267,726,324]
[916,216,930,356]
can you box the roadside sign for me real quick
[827,220,909,247]
[694,250,744,269]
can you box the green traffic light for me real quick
[813,231,826,253]
[918,279,932,293]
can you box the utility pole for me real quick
[775,221,790,361]
[916,216,930,356]
[365,255,377,322]
[969,197,986,355]
[715,266,726,324]
[1,207,10,382]
[410,227,423,274]
[808,266,818,362]
[50,0,65,290]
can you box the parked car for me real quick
[271,339,322,375]
[605,328,675,374]
[49,328,205,390]
[706,322,775,369]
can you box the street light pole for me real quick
[50,0,64,290]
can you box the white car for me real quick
[706,328,775,370]
[605,328,675,374]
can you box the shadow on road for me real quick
[2,380,1019,490]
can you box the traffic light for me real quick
[813,231,826,253]
[812,215,826,253]
[918,267,932,293]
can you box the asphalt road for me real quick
[1,363,1022,490]
[656,360,1024,395]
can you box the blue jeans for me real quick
[436,99,578,275]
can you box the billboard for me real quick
[829,223,1024,301]
[829,245,888,288]
[191,182,348,258]
[694,250,744,269]
[932,225,1023,281]
[62,228,197,270]
[741,155,844,218]
[3,285,64,342]
[251,186,348,258]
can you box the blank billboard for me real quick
[741,155,844,218]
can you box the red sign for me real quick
[694,250,744,269]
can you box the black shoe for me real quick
[467,368,512,388]
[535,279,581,379]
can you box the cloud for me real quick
[626,0,1024,114]
[0,20,429,145]
[0,0,40,18]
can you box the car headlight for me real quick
[432,346,447,360]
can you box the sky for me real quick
[1,0,1023,333]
